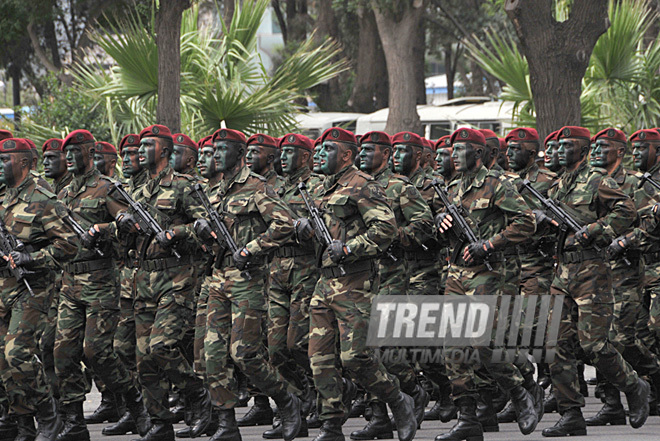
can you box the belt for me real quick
[140,255,192,272]
[274,246,315,258]
[63,258,114,275]
[0,268,11,278]
[643,250,660,264]
[404,250,437,262]
[560,248,602,264]
[220,254,264,269]
[320,259,373,279]
[126,258,140,269]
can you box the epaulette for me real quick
[538,167,556,177]
[486,168,503,178]
[624,168,643,179]
[355,170,374,181]
[35,185,57,199]
[248,171,268,182]
[590,166,607,176]
[173,171,197,182]
[393,173,411,183]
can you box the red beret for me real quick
[630,129,660,143]
[197,135,213,149]
[314,137,322,147]
[0,138,32,153]
[42,138,63,153]
[280,133,314,152]
[140,124,172,141]
[558,126,590,141]
[498,138,507,151]
[95,142,117,155]
[172,133,198,151]
[0,130,12,141]
[594,128,627,144]
[119,134,140,153]
[247,133,279,149]
[422,138,434,151]
[321,127,358,146]
[544,130,559,146]
[479,129,499,142]
[505,128,539,143]
[450,127,486,147]
[392,131,424,148]
[63,130,95,148]
[212,128,246,145]
[25,139,37,151]
[361,131,392,147]
[434,135,452,150]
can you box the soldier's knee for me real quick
[578,338,605,356]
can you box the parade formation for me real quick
[1,122,660,441]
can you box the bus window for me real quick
[428,123,452,139]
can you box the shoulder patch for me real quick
[406,185,419,199]
[265,185,277,198]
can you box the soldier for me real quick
[421,138,436,175]
[543,131,562,175]
[538,126,650,437]
[170,133,199,176]
[0,130,11,141]
[0,137,78,441]
[193,128,303,441]
[52,130,150,441]
[246,134,285,192]
[93,142,118,178]
[43,139,72,194]
[312,138,323,173]
[497,138,509,171]
[297,127,416,441]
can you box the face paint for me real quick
[557,139,583,168]
[43,151,67,179]
[632,142,655,171]
[358,143,385,173]
[93,153,109,176]
[312,145,322,173]
[198,146,218,178]
[281,146,304,174]
[497,150,509,170]
[246,145,271,175]
[451,143,478,173]
[121,147,142,177]
[65,144,88,175]
[138,138,160,168]
[589,139,618,169]
[0,154,16,186]
[506,142,532,171]
[435,148,454,178]
[545,141,561,171]
[319,141,341,175]
[170,145,189,173]
[213,141,243,172]
[392,144,415,176]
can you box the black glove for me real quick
[434,212,453,233]
[116,212,138,235]
[8,250,34,268]
[80,226,100,250]
[327,240,350,264]
[464,239,494,265]
[155,230,177,248]
[533,209,555,228]
[575,225,594,246]
[607,235,631,259]
[232,247,252,271]
[294,218,314,242]
[194,219,215,245]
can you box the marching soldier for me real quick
[543,131,562,176]
[246,134,285,192]
[170,133,199,176]
[93,142,118,178]
[43,139,72,194]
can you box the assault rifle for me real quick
[424,179,493,271]
[111,182,181,260]
[192,183,251,280]
[639,172,660,192]
[0,218,34,296]
[64,211,105,258]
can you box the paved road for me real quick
[83,366,660,440]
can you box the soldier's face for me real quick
[319,141,342,175]
[506,142,532,171]
[170,145,196,173]
[138,137,161,167]
[43,150,67,179]
[632,142,657,171]
[558,139,584,167]
[0,154,16,186]
[214,141,244,172]
[312,145,322,173]
[392,144,416,175]
[94,153,116,176]
[435,148,454,177]
[65,144,92,175]
[497,150,509,170]
[589,139,619,169]
[281,146,304,174]
[198,146,218,178]
[121,147,142,177]
[359,143,387,173]
[544,141,560,171]
[451,142,478,172]
[246,145,274,175]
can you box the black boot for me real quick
[585,383,626,426]
[625,377,650,429]
[123,385,152,436]
[434,397,483,441]
[0,407,17,441]
[313,418,344,441]
[210,409,242,441]
[15,415,36,441]
[423,401,441,421]
[496,402,516,423]
[102,411,138,436]
[301,384,317,419]
[307,408,321,429]
[577,362,588,397]
[130,421,174,441]
[387,392,416,441]
[525,380,545,423]
[410,384,429,428]
[183,384,212,438]
[237,396,273,426]
[491,387,509,414]
[56,402,89,441]
[236,374,250,408]
[349,394,366,419]
[349,402,393,440]
[436,389,457,423]
[272,392,301,441]
[476,390,498,433]
[167,389,179,409]
[543,391,557,414]
[537,363,551,389]
[84,392,120,424]
[177,408,218,438]
[509,385,538,435]
[541,408,586,437]
[263,418,309,439]
[341,379,357,424]
[35,397,62,441]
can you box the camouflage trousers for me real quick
[55,269,134,405]
[444,263,525,401]
[205,265,292,410]
[0,285,53,415]
[644,260,660,337]
[267,255,317,392]
[134,264,201,421]
[113,267,137,382]
[549,257,639,412]
[409,258,440,296]
[309,267,401,421]
[40,286,59,399]
[194,278,210,378]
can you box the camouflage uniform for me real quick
[0,173,78,415]
[263,169,286,194]
[54,168,135,406]
[204,165,297,409]
[308,164,402,421]
[547,160,640,411]
[642,161,660,340]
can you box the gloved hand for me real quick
[116,212,138,236]
[575,225,594,246]
[80,225,101,250]
[607,235,632,259]
[533,209,558,228]
[294,218,314,242]
[463,239,494,265]
[194,219,215,245]
[434,212,453,233]
[232,247,252,271]
[653,202,660,219]
[155,230,177,248]
[7,250,34,269]
[327,240,350,265]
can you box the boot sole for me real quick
[263,430,309,439]
[585,418,626,426]
[482,425,499,432]
[350,433,394,440]
[542,428,587,437]
[435,436,483,441]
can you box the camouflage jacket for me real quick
[209,165,294,263]
[54,172,73,196]
[547,160,635,250]
[280,165,324,251]
[31,170,53,192]
[373,167,434,251]
[263,169,286,196]
[317,165,397,267]
[409,166,442,250]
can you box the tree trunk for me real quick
[156,0,191,132]
[413,16,426,105]
[373,0,425,135]
[286,0,308,44]
[444,45,454,100]
[312,0,342,111]
[347,7,381,113]
[222,0,235,31]
[505,0,609,140]
[10,65,21,126]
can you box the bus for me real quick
[294,112,365,140]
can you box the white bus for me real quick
[355,97,516,139]
[294,112,366,140]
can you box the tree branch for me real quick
[26,22,59,73]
